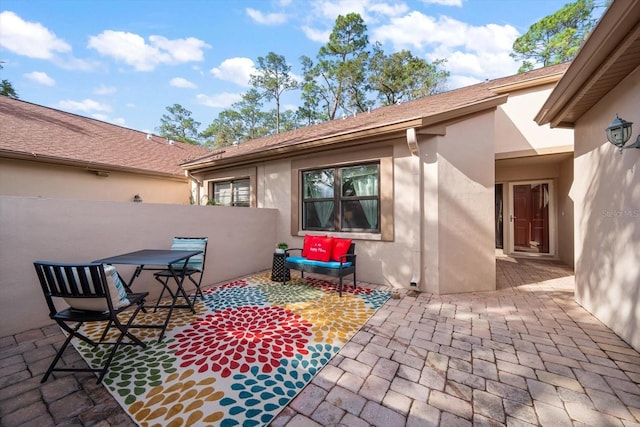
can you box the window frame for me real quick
[210,177,250,207]
[301,162,381,233]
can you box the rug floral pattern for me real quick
[74,273,390,426]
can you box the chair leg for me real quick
[153,275,176,312]
[188,275,204,304]
[96,305,146,384]
[41,322,80,383]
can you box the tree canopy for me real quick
[510,0,601,73]
[164,12,451,148]
[249,52,298,134]
[157,103,202,145]
[0,65,19,99]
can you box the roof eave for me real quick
[0,149,188,182]
[536,0,640,127]
[489,72,566,94]
[183,94,508,172]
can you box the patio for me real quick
[1,257,639,427]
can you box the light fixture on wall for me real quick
[133,194,143,203]
[605,114,640,153]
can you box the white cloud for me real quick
[93,85,117,95]
[170,77,197,89]
[0,11,70,59]
[24,71,55,86]
[57,99,112,113]
[311,0,369,20]
[91,113,126,125]
[446,74,481,90]
[195,92,243,108]
[246,8,287,25]
[369,2,410,17]
[210,58,256,86]
[371,11,520,84]
[87,30,210,71]
[92,113,109,121]
[421,0,463,6]
[301,26,331,43]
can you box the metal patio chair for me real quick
[153,236,208,309]
[34,261,148,384]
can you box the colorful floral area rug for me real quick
[72,272,391,426]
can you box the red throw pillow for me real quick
[331,238,352,262]
[306,236,333,262]
[302,235,326,257]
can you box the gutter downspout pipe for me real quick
[185,171,203,205]
[407,128,422,288]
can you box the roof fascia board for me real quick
[420,94,508,127]
[0,149,187,182]
[547,23,640,128]
[185,95,508,172]
[536,0,640,126]
[490,73,565,94]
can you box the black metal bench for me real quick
[282,243,357,296]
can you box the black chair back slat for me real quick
[33,260,148,384]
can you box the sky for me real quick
[0,0,587,135]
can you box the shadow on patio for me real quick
[2,260,640,427]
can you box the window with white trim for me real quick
[302,163,380,232]
[211,178,250,207]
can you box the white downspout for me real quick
[184,171,202,205]
[407,128,422,288]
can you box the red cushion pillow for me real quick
[306,236,333,262]
[331,238,352,262]
[302,235,325,257]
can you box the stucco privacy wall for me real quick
[0,158,190,204]
[572,66,640,351]
[0,196,278,336]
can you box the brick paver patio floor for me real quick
[1,257,639,426]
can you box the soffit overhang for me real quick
[536,0,640,128]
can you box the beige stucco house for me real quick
[0,97,211,204]
[183,64,574,295]
[536,0,640,351]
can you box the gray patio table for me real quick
[93,249,202,341]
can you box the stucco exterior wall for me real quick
[0,158,191,204]
[0,196,278,336]
[557,157,574,267]
[572,66,640,351]
[495,85,573,157]
[429,112,496,294]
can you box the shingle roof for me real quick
[0,97,212,178]
[183,62,570,170]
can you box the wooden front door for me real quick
[513,183,549,253]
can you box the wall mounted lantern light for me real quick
[605,114,640,153]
